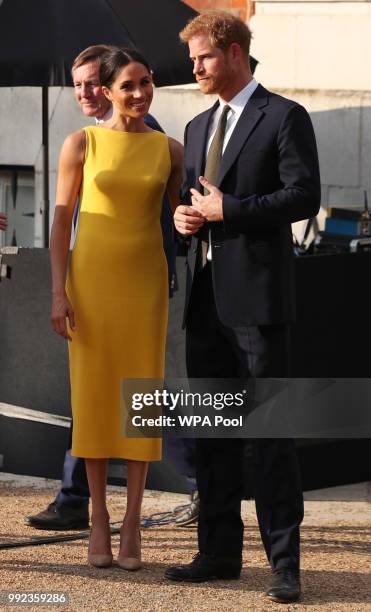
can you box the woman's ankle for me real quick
[91,511,110,525]
[121,516,140,530]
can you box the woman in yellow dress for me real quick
[50,47,183,569]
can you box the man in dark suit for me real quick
[164,11,321,603]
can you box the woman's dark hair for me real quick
[99,47,151,88]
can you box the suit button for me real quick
[193,247,197,253]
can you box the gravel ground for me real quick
[0,474,370,612]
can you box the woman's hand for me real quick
[51,292,75,341]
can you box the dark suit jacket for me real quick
[182,84,321,327]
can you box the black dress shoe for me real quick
[174,490,199,527]
[26,502,89,531]
[266,568,301,603]
[165,552,242,582]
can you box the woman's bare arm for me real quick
[50,130,85,340]
[167,137,184,213]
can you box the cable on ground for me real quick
[0,502,193,550]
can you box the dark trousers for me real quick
[163,436,197,493]
[54,425,89,509]
[186,263,303,570]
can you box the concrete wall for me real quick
[250,1,371,92]
[0,87,93,246]
[248,0,371,235]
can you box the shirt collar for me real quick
[95,106,113,124]
[218,78,258,115]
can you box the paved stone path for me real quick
[0,474,370,611]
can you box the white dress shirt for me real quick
[95,106,113,124]
[206,78,259,156]
[205,78,259,260]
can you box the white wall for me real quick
[250,1,371,91]
[0,87,93,246]
[150,84,217,142]
[248,0,371,236]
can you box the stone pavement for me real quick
[0,473,370,611]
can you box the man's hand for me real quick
[174,204,205,236]
[190,176,224,222]
[0,213,7,231]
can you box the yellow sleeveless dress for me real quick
[66,125,170,459]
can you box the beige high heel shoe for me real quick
[87,524,113,568]
[117,525,142,571]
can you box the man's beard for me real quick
[198,71,229,95]
[198,76,218,94]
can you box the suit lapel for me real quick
[218,85,269,187]
[193,101,219,190]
